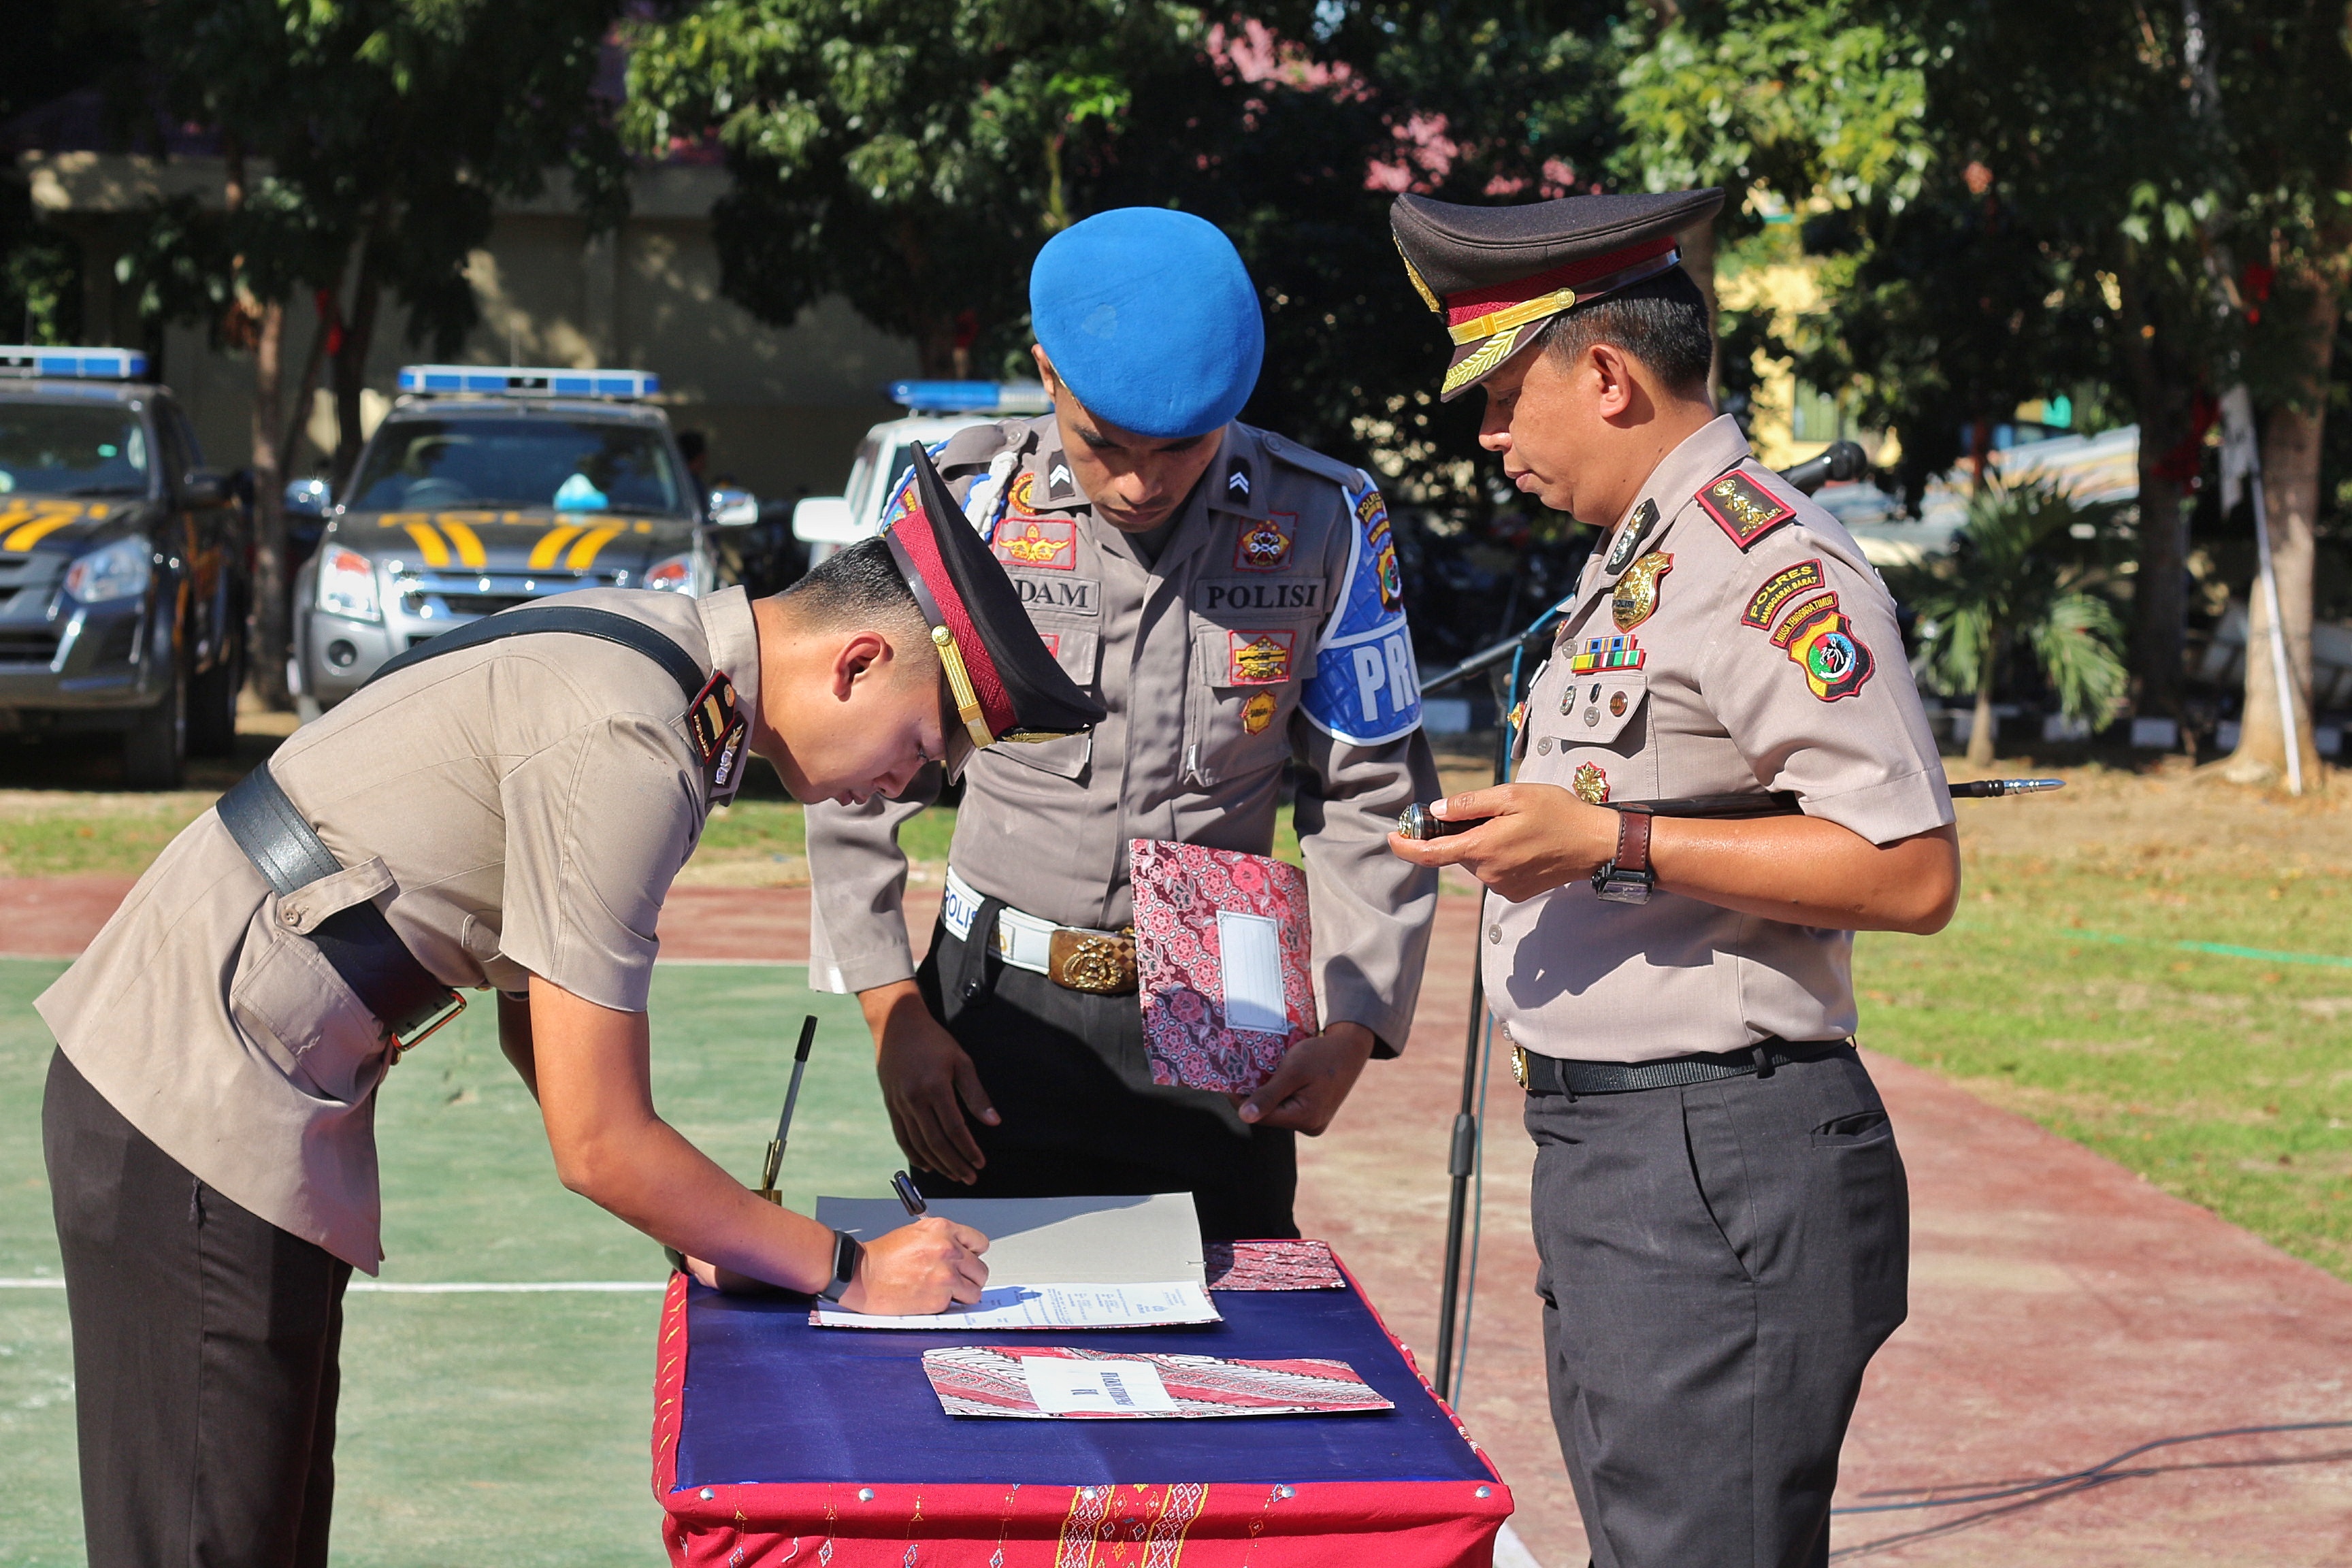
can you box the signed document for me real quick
[811,1281,1220,1331]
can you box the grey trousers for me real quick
[1525,1046,1908,1568]
[44,1049,350,1568]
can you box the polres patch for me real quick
[1743,558,1825,629]
[1697,469,1795,551]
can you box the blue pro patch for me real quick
[1301,476,1422,745]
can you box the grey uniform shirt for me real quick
[37,587,760,1270]
[1488,416,1953,1063]
[806,416,1441,1051]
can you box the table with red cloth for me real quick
[649,1254,1515,1567]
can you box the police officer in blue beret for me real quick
[805,208,1441,1237]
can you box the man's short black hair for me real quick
[1539,267,1714,395]
[775,535,929,646]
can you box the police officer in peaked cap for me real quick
[38,458,1098,1567]
[1386,189,1961,1567]
[807,208,1441,1239]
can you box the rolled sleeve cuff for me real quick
[811,932,917,996]
[1799,765,1955,847]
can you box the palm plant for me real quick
[1897,480,2129,767]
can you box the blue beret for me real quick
[1030,208,1264,439]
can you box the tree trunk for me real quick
[1679,217,1720,405]
[2116,265,2191,721]
[2223,270,2336,787]
[331,218,388,489]
[249,299,293,708]
[1967,630,1999,767]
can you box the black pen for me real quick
[755,1015,819,1204]
[892,1169,928,1217]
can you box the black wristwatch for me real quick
[1590,806,1657,905]
[819,1228,863,1303]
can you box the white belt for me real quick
[941,867,1114,977]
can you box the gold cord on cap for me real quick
[932,625,996,752]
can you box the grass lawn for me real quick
[0,960,900,1566]
[1857,764,2352,1281]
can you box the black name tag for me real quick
[1199,578,1323,614]
[1015,574,1099,615]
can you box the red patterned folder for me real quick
[1130,839,1317,1094]
[1203,1239,1345,1292]
[921,1346,1393,1419]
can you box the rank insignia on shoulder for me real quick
[1234,512,1296,571]
[1228,629,1296,685]
[1572,762,1611,805]
[1241,690,1277,734]
[1224,458,1253,500]
[1743,558,1825,629]
[1697,469,1796,551]
[1613,551,1673,631]
[685,672,750,787]
[992,517,1078,571]
[1603,499,1659,576]
[1569,633,1644,674]
[1045,459,1079,501]
[1781,602,1874,701]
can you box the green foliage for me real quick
[1898,481,2129,726]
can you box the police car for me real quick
[792,381,1053,559]
[0,346,251,787]
[293,365,755,706]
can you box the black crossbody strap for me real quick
[360,605,706,703]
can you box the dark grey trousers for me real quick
[1525,1046,1908,1568]
[43,1049,350,1568]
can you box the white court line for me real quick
[0,1277,666,1293]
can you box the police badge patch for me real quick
[1780,602,1874,700]
[1612,552,1672,632]
[1234,512,1296,571]
[1356,488,1403,611]
[1696,469,1795,551]
[1742,559,1825,629]
[1241,691,1277,734]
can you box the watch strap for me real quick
[1616,806,1654,873]
[819,1228,862,1303]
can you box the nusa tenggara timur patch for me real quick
[1301,474,1422,745]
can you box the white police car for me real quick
[293,365,757,707]
[0,346,250,787]
[792,381,1053,560]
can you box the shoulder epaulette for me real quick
[1256,427,1361,489]
[932,419,1036,477]
[1694,465,1797,551]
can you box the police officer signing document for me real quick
[808,208,1440,1239]
[1388,189,1961,1568]
[37,465,1101,1567]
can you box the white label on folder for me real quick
[1023,1357,1177,1415]
[1216,910,1288,1033]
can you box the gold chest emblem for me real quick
[1613,551,1673,632]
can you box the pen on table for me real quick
[892,1169,928,1218]
[755,1014,819,1204]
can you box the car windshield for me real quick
[346,416,689,514]
[0,403,150,497]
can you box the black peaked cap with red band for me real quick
[1390,188,1725,401]
[882,444,1105,755]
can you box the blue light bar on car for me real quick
[397,365,660,399]
[0,345,150,380]
[887,380,1054,414]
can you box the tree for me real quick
[1898,482,2129,767]
[118,0,634,704]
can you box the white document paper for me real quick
[1023,1357,1179,1415]
[1215,909,1289,1033]
[815,1192,1207,1288]
[810,1280,1220,1331]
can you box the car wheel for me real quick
[189,631,244,757]
[122,661,188,789]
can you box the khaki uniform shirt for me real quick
[807,416,1440,1049]
[1487,416,1952,1063]
[37,587,760,1270]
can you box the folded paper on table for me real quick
[815,1192,1206,1288]
[1204,1239,1345,1291]
[922,1345,1395,1419]
[1130,838,1316,1094]
[811,1281,1220,1330]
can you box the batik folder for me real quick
[1129,838,1316,1094]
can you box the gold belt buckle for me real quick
[387,990,468,1063]
[1049,929,1137,995]
[1510,1045,1531,1090]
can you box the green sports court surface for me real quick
[0,960,898,1565]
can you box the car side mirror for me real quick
[182,468,231,507]
[708,487,760,527]
[284,478,332,519]
[791,495,859,544]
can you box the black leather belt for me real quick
[1512,1038,1853,1096]
[217,764,466,1056]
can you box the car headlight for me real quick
[318,546,382,622]
[644,553,696,594]
[62,536,152,605]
